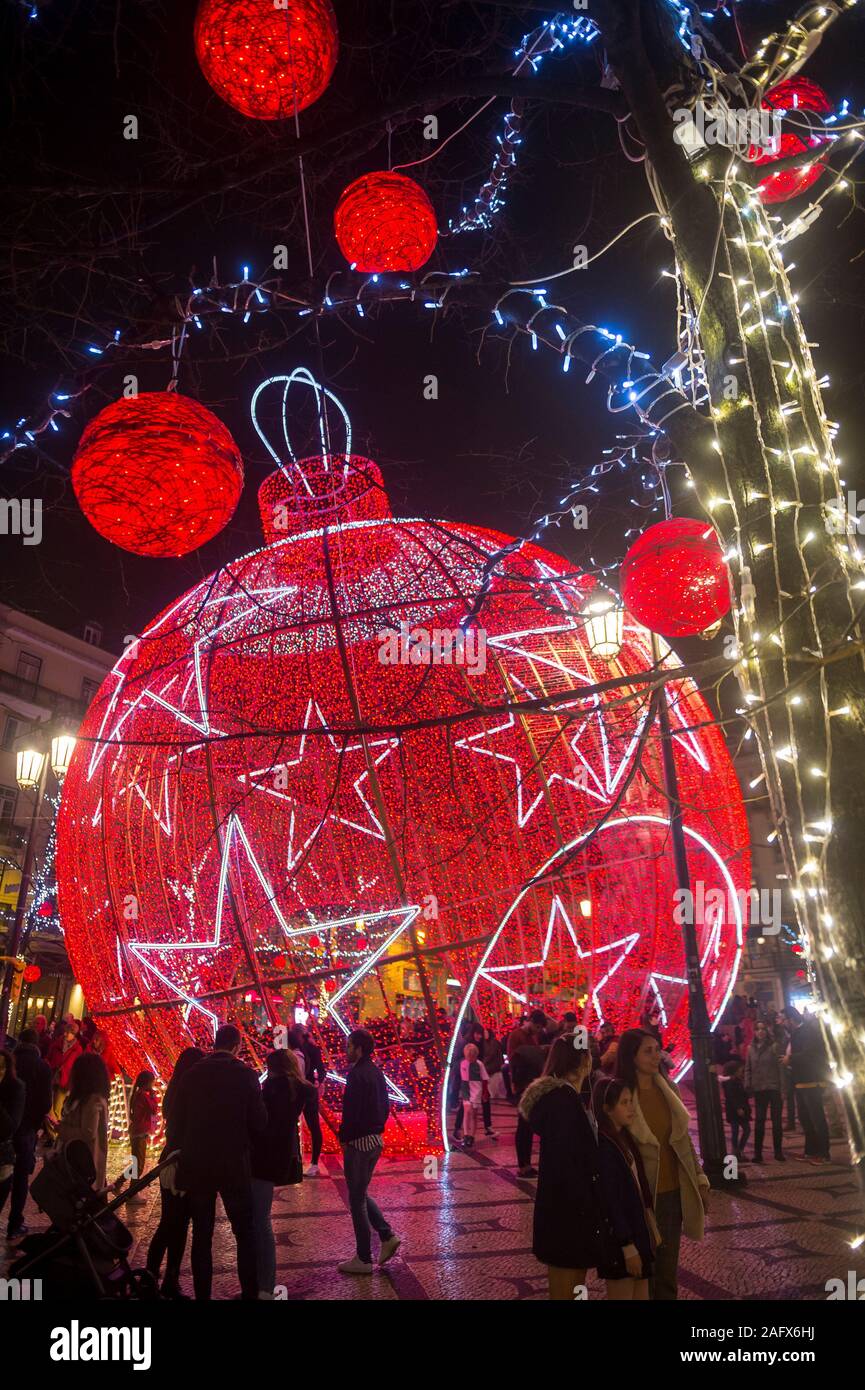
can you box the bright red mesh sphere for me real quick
[57,457,749,1153]
[621,517,731,639]
[753,77,832,204]
[194,0,339,120]
[334,172,438,273]
[71,391,244,558]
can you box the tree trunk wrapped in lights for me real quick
[593,0,865,1203]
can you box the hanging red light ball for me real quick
[753,76,833,205]
[194,0,339,121]
[38,900,56,919]
[273,953,287,971]
[334,172,438,273]
[24,964,42,983]
[71,392,244,558]
[620,517,731,639]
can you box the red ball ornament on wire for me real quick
[753,76,832,205]
[24,964,42,983]
[38,899,56,918]
[620,517,731,639]
[71,392,244,558]
[194,0,339,120]
[334,172,438,273]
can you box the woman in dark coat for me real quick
[250,1049,314,1298]
[519,1034,613,1300]
[593,1077,656,1300]
[146,1046,205,1298]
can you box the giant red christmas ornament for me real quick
[753,77,832,205]
[57,379,749,1153]
[620,517,731,640]
[71,392,244,558]
[194,0,339,120]
[334,172,438,273]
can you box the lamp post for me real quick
[0,733,76,1041]
[651,632,741,1188]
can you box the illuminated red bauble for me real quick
[57,447,748,1153]
[621,517,731,640]
[753,77,832,204]
[334,173,438,273]
[273,953,287,971]
[194,0,338,121]
[24,964,42,983]
[38,900,55,918]
[71,392,244,558]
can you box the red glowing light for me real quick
[194,0,339,121]
[38,900,55,918]
[71,392,243,558]
[57,453,748,1153]
[24,964,42,983]
[753,77,832,205]
[334,172,438,273]
[621,517,731,639]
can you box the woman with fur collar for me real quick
[519,1033,614,1301]
[615,1028,710,1300]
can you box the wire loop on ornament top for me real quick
[249,367,353,495]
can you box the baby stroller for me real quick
[9,1141,178,1300]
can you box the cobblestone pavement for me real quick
[6,1097,864,1300]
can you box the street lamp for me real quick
[0,730,76,1040]
[583,592,624,661]
[50,735,77,780]
[16,747,46,791]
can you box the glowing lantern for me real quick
[194,0,339,121]
[753,77,832,205]
[583,591,624,661]
[71,392,243,558]
[621,517,731,639]
[334,172,438,273]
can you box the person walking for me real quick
[510,1025,546,1177]
[785,1010,831,1164]
[5,1028,51,1239]
[145,1046,204,1299]
[519,1034,612,1301]
[0,1049,25,1222]
[127,1070,159,1200]
[172,1024,268,1300]
[775,1012,798,1130]
[744,1021,785,1163]
[251,1049,311,1297]
[458,1042,489,1149]
[56,1051,113,1190]
[336,1028,401,1275]
[616,1028,709,1300]
[46,1020,82,1123]
[298,1026,327,1177]
[721,1059,751,1160]
[593,1077,657,1301]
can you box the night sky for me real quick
[1,0,863,654]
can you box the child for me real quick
[128,1070,159,1199]
[459,1043,489,1149]
[722,1058,751,1160]
[593,1077,658,1301]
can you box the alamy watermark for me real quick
[673,883,782,934]
[0,497,41,545]
[673,101,783,158]
[825,492,865,536]
[378,622,487,675]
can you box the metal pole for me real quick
[651,633,741,1188]
[0,760,47,1042]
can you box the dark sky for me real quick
[1,0,864,652]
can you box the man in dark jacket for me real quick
[787,1011,831,1163]
[172,1023,267,1299]
[337,1028,400,1275]
[300,1027,327,1177]
[6,1028,52,1238]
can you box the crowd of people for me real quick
[0,993,839,1302]
[0,1019,399,1298]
